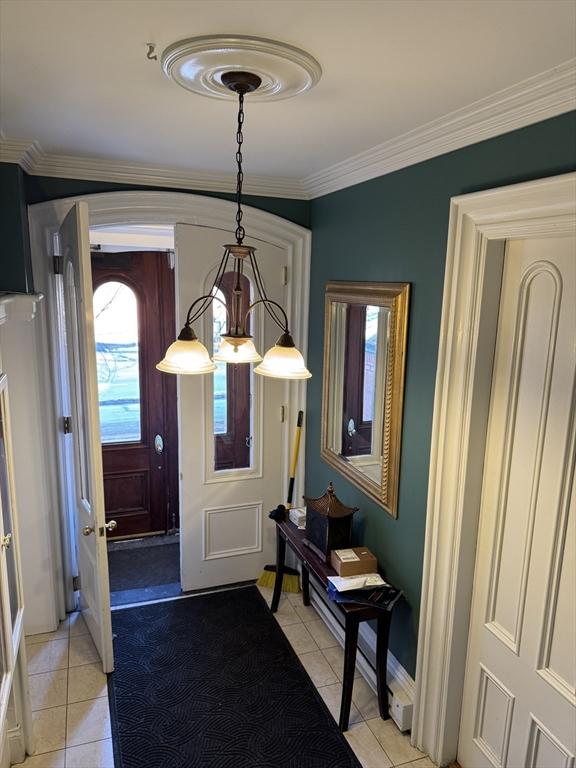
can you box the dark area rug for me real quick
[108,586,361,768]
[107,543,180,591]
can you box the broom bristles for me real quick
[257,569,300,593]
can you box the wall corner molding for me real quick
[1,60,574,199]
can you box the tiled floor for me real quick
[257,585,433,768]
[15,589,434,768]
[15,612,113,768]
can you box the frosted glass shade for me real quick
[254,343,312,379]
[213,338,263,364]
[156,338,217,374]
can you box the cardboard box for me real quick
[330,547,378,576]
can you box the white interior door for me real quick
[175,224,289,591]
[59,204,114,673]
[458,236,576,767]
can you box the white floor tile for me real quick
[27,641,69,676]
[69,612,89,637]
[344,721,392,768]
[298,650,339,687]
[25,620,69,646]
[67,662,108,703]
[13,750,65,767]
[352,676,381,720]
[66,697,111,747]
[399,759,436,768]
[68,634,99,667]
[29,670,68,711]
[31,706,67,755]
[304,618,339,649]
[318,682,363,725]
[321,645,361,681]
[273,599,302,627]
[366,717,425,765]
[65,738,115,768]
[281,621,318,654]
[292,601,319,621]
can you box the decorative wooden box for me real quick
[303,482,358,563]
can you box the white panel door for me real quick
[458,236,576,767]
[60,204,114,673]
[175,225,288,591]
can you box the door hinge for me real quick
[63,416,72,434]
[72,575,81,591]
[280,405,286,423]
[282,266,288,286]
[53,255,64,275]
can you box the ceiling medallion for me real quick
[161,34,322,101]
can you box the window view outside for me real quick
[362,305,379,423]
[212,288,227,435]
[93,281,141,444]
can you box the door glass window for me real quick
[93,282,141,444]
[362,306,379,423]
[0,399,20,629]
[212,273,252,471]
[212,288,227,436]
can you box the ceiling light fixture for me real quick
[157,69,311,379]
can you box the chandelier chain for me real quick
[235,92,245,244]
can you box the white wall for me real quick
[0,295,63,634]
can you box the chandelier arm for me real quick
[245,298,288,334]
[248,251,287,329]
[185,293,231,327]
[186,248,231,324]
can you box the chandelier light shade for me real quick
[157,69,311,381]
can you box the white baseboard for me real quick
[310,591,415,731]
[7,725,25,766]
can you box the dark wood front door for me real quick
[91,251,178,538]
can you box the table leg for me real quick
[301,564,310,606]
[339,614,360,732]
[270,530,286,613]
[376,612,391,719]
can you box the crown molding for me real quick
[0,136,306,199]
[303,59,576,198]
[1,60,574,200]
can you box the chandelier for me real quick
[157,71,311,380]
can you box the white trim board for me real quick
[1,59,574,200]
[412,172,576,766]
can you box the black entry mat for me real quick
[108,587,361,768]
[108,543,180,591]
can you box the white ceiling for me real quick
[1,0,575,196]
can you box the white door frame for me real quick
[28,190,310,597]
[412,172,576,766]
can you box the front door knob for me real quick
[82,525,94,537]
[104,520,117,532]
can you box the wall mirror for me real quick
[321,281,410,517]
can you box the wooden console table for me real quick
[271,520,394,731]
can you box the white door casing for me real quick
[176,225,288,591]
[27,192,309,605]
[458,236,576,767]
[59,204,114,673]
[413,172,576,766]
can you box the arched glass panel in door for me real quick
[93,281,142,444]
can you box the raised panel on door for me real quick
[458,236,576,768]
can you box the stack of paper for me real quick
[288,507,306,529]
[327,573,388,592]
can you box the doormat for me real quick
[108,586,361,768]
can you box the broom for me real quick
[257,409,304,593]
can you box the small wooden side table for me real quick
[271,520,396,732]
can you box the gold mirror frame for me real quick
[321,281,410,517]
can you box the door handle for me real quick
[154,434,164,454]
[1,533,12,550]
[347,418,356,436]
[82,525,94,537]
[104,520,118,532]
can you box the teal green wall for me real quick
[306,112,576,677]
[0,172,310,293]
[0,164,33,293]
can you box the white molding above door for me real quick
[412,172,576,766]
